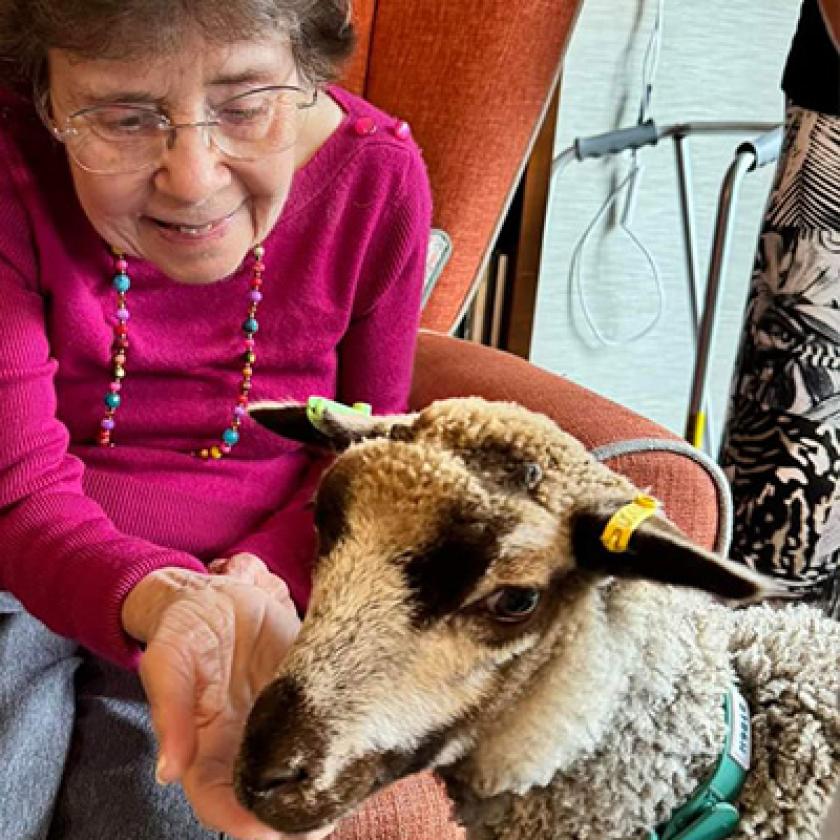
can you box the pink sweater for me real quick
[0,86,431,668]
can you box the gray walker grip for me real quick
[736,126,783,170]
[574,120,659,161]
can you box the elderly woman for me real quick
[0,2,436,839]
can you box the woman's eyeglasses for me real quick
[41,85,318,175]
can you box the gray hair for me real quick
[0,0,355,93]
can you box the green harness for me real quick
[644,686,751,840]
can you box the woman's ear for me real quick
[570,500,795,604]
[248,400,417,452]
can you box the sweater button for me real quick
[354,116,377,136]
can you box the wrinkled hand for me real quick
[122,553,333,840]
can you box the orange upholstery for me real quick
[340,0,582,333]
[333,773,464,840]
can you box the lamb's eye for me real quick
[523,462,543,489]
[484,587,541,623]
[507,461,542,490]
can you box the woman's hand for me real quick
[122,553,333,840]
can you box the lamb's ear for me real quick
[247,401,417,452]
[570,500,794,604]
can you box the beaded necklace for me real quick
[98,244,265,460]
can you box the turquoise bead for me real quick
[112,273,131,293]
[105,392,121,409]
[222,428,240,446]
[243,317,259,334]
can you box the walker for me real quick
[551,120,783,453]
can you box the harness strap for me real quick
[644,686,751,840]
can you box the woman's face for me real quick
[47,31,302,284]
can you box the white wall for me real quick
[530,0,799,450]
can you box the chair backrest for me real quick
[341,0,582,333]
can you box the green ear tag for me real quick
[306,396,372,432]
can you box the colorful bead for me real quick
[99,244,265,457]
[393,120,411,140]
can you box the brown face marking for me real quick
[388,423,415,442]
[402,507,509,625]
[314,468,352,556]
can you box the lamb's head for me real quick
[234,397,786,834]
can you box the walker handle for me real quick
[736,125,783,170]
[574,120,659,160]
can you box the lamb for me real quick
[234,396,840,840]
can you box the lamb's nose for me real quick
[246,764,310,797]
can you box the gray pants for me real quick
[0,593,218,840]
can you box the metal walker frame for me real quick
[551,119,783,453]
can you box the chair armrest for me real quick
[410,332,721,551]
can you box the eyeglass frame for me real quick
[36,84,319,174]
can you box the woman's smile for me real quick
[145,203,245,244]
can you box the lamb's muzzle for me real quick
[235,677,326,831]
[236,670,462,832]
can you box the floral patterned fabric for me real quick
[720,106,840,618]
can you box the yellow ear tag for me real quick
[600,494,659,553]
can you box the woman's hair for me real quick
[0,0,355,94]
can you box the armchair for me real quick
[324,3,724,837]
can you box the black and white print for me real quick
[720,105,840,617]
